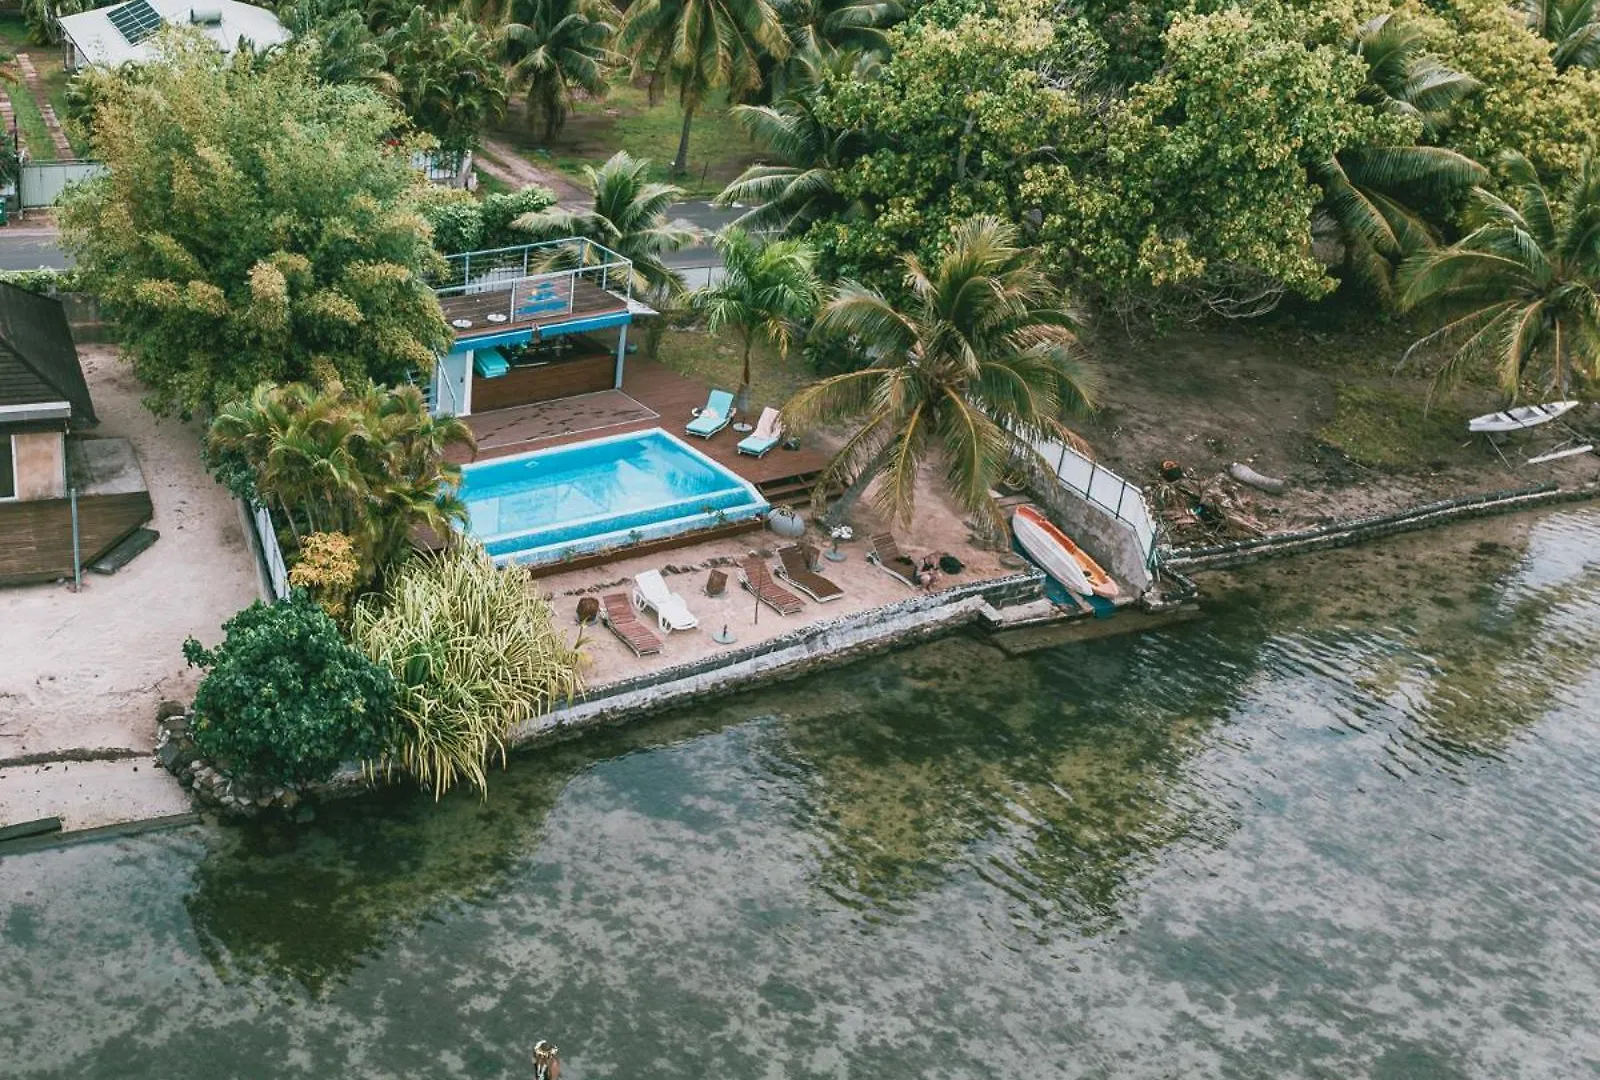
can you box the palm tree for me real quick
[1519,0,1600,71]
[501,0,621,142]
[207,381,474,585]
[776,0,901,58]
[1353,13,1480,137]
[783,217,1101,535]
[1315,15,1486,305]
[386,11,508,154]
[616,0,789,174]
[514,151,696,296]
[692,228,824,410]
[716,50,868,235]
[1398,151,1600,396]
[768,0,898,99]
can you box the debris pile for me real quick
[1149,466,1272,544]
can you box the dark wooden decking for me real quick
[440,280,629,346]
[456,358,830,503]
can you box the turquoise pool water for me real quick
[460,428,768,565]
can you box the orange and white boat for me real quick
[1011,504,1120,600]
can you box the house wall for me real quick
[0,489,153,584]
[472,354,616,412]
[12,430,66,501]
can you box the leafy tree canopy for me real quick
[1027,2,1409,313]
[61,42,449,417]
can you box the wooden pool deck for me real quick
[453,358,831,504]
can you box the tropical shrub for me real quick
[206,380,475,586]
[416,190,487,255]
[479,185,561,249]
[60,42,449,418]
[351,543,586,798]
[288,532,362,620]
[385,10,508,154]
[414,185,560,256]
[0,269,82,295]
[184,595,397,786]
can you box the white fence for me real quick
[1026,435,1160,569]
[252,503,290,601]
[18,161,106,208]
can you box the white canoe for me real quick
[1012,505,1121,599]
[1468,400,1579,433]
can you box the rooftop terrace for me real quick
[434,239,637,351]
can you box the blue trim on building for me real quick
[539,311,632,338]
[446,311,633,356]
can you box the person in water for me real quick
[533,1041,561,1080]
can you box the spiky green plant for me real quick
[716,50,870,236]
[351,542,586,798]
[501,0,621,141]
[616,0,789,173]
[1313,14,1486,305]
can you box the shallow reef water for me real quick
[3,508,1598,1079]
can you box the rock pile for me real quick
[153,702,315,823]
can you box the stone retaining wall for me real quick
[511,570,1046,743]
[1164,482,1600,573]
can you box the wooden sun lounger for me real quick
[776,543,843,603]
[601,592,663,656]
[867,532,919,588]
[740,556,805,615]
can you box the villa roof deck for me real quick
[440,279,631,347]
[452,358,830,503]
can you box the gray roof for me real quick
[0,282,95,425]
[58,0,289,68]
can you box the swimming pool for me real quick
[460,428,769,566]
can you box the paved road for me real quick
[0,229,71,270]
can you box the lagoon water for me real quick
[3,509,1599,1079]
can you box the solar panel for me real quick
[105,0,165,45]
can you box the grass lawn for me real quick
[491,83,761,197]
[0,15,89,161]
[39,54,88,158]
[0,12,29,50]
[1317,382,1471,469]
[6,71,55,161]
[650,325,811,411]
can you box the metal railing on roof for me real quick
[435,238,633,297]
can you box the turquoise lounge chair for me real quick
[686,389,735,438]
[737,407,783,457]
[473,350,510,378]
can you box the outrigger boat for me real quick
[1011,504,1119,600]
[1467,400,1579,433]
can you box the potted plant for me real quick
[767,504,805,538]
[826,524,852,562]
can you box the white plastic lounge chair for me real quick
[686,389,735,438]
[631,569,699,632]
[737,407,783,457]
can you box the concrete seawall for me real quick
[1164,482,1600,573]
[511,570,1047,743]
